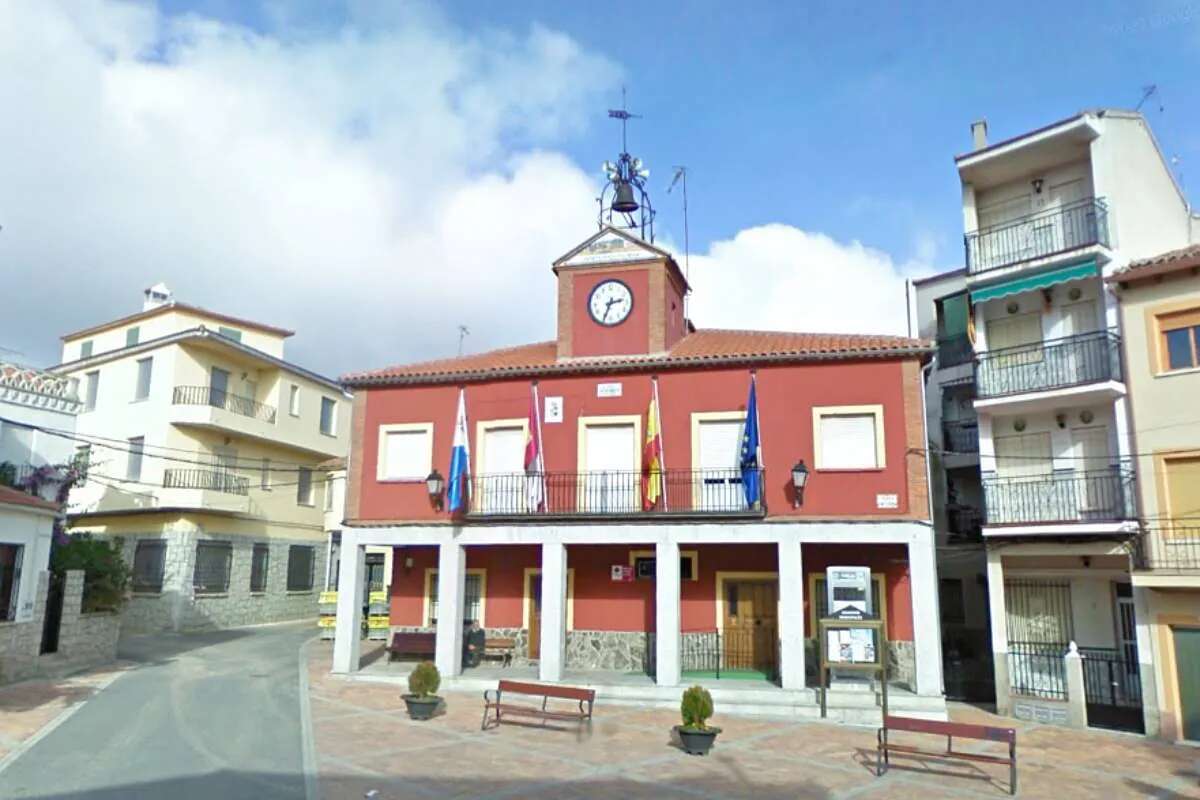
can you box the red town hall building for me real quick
[332,227,944,712]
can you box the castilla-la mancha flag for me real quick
[642,389,664,510]
[524,383,546,511]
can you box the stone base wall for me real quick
[565,630,648,672]
[0,571,121,685]
[119,523,327,635]
[804,638,916,691]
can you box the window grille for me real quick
[193,542,232,594]
[132,541,167,593]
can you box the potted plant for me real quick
[675,685,720,755]
[402,661,442,720]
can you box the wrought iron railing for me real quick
[942,420,979,453]
[1007,640,1068,700]
[163,468,250,496]
[645,629,780,681]
[1079,646,1143,711]
[947,506,983,542]
[466,468,767,518]
[172,385,277,424]
[975,330,1122,398]
[965,197,1109,274]
[1133,524,1200,571]
[982,467,1135,526]
[937,334,974,368]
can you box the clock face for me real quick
[587,279,633,326]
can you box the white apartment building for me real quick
[54,285,351,633]
[952,110,1199,734]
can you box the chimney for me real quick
[971,119,989,151]
[143,282,173,311]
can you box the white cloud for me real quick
[0,1,616,374]
[685,224,933,337]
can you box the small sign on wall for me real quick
[544,396,563,423]
[597,382,622,398]
[611,565,634,582]
[875,493,899,510]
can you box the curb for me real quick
[299,634,321,800]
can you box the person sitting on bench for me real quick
[463,619,486,668]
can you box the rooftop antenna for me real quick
[667,166,691,315]
[1135,84,1162,113]
[457,325,470,357]
[599,87,655,242]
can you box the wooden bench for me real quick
[386,632,436,662]
[481,680,595,734]
[877,715,1017,795]
[484,637,516,667]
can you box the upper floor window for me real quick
[125,326,140,347]
[377,423,434,481]
[84,370,100,412]
[1157,307,1200,373]
[79,340,93,359]
[289,384,301,417]
[812,405,885,470]
[297,466,314,506]
[319,397,336,436]
[134,357,153,401]
[324,477,335,511]
[217,326,242,343]
[126,436,145,481]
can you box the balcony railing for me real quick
[465,469,767,519]
[163,468,250,496]
[173,385,277,424]
[1133,525,1200,571]
[975,330,1122,399]
[982,467,1135,526]
[942,420,979,453]
[937,334,974,368]
[965,197,1109,274]
[947,506,983,542]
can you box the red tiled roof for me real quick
[0,485,59,512]
[1107,245,1200,285]
[342,329,931,387]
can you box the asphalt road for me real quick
[2,622,315,800]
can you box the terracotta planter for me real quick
[675,725,720,755]
[402,695,440,721]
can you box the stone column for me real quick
[434,542,466,678]
[539,543,567,682]
[331,531,364,674]
[654,541,681,687]
[986,546,1012,714]
[777,539,805,690]
[908,531,943,696]
[1065,642,1087,728]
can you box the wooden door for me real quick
[1173,628,1200,741]
[527,572,542,660]
[722,580,778,673]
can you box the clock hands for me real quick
[601,296,626,322]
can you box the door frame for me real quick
[1159,618,1200,742]
[522,566,577,633]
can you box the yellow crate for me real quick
[318,616,338,628]
[318,591,338,605]
[367,590,388,605]
[367,616,390,629]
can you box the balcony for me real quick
[965,197,1109,275]
[1133,525,1200,573]
[982,467,1135,527]
[937,334,974,368]
[465,469,767,520]
[173,385,277,424]
[947,505,983,543]
[162,468,249,496]
[975,330,1122,400]
[942,420,979,453]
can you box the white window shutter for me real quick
[819,414,877,469]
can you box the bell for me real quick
[611,181,639,214]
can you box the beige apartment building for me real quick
[54,284,350,633]
[1110,245,1200,742]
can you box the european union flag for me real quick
[740,376,761,507]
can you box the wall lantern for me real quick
[791,460,810,508]
[426,469,446,510]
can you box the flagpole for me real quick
[653,376,668,512]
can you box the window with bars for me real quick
[1004,579,1073,644]
[193,542,232,595]
[287,545,315,591]
[428,572,483,626]
[250,544,270,593]
[132,541,167,593]
[0,544,24,622]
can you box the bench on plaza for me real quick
[877,715,1017,795]
[484,637,516,667]
[481,679,595,734]
[386,632,436,662]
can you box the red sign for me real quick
[610,565,634,582]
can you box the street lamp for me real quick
[426,469,445,510]
[791,460,810,508]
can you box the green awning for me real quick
[970,260,1097,304]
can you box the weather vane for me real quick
[598,87,655,242]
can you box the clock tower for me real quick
[551,226,690,360]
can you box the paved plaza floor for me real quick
[308,641,1200,799]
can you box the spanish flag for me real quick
[642,382,664,510]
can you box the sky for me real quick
[2,1,1198,377]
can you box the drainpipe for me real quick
[919,354,945,696]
